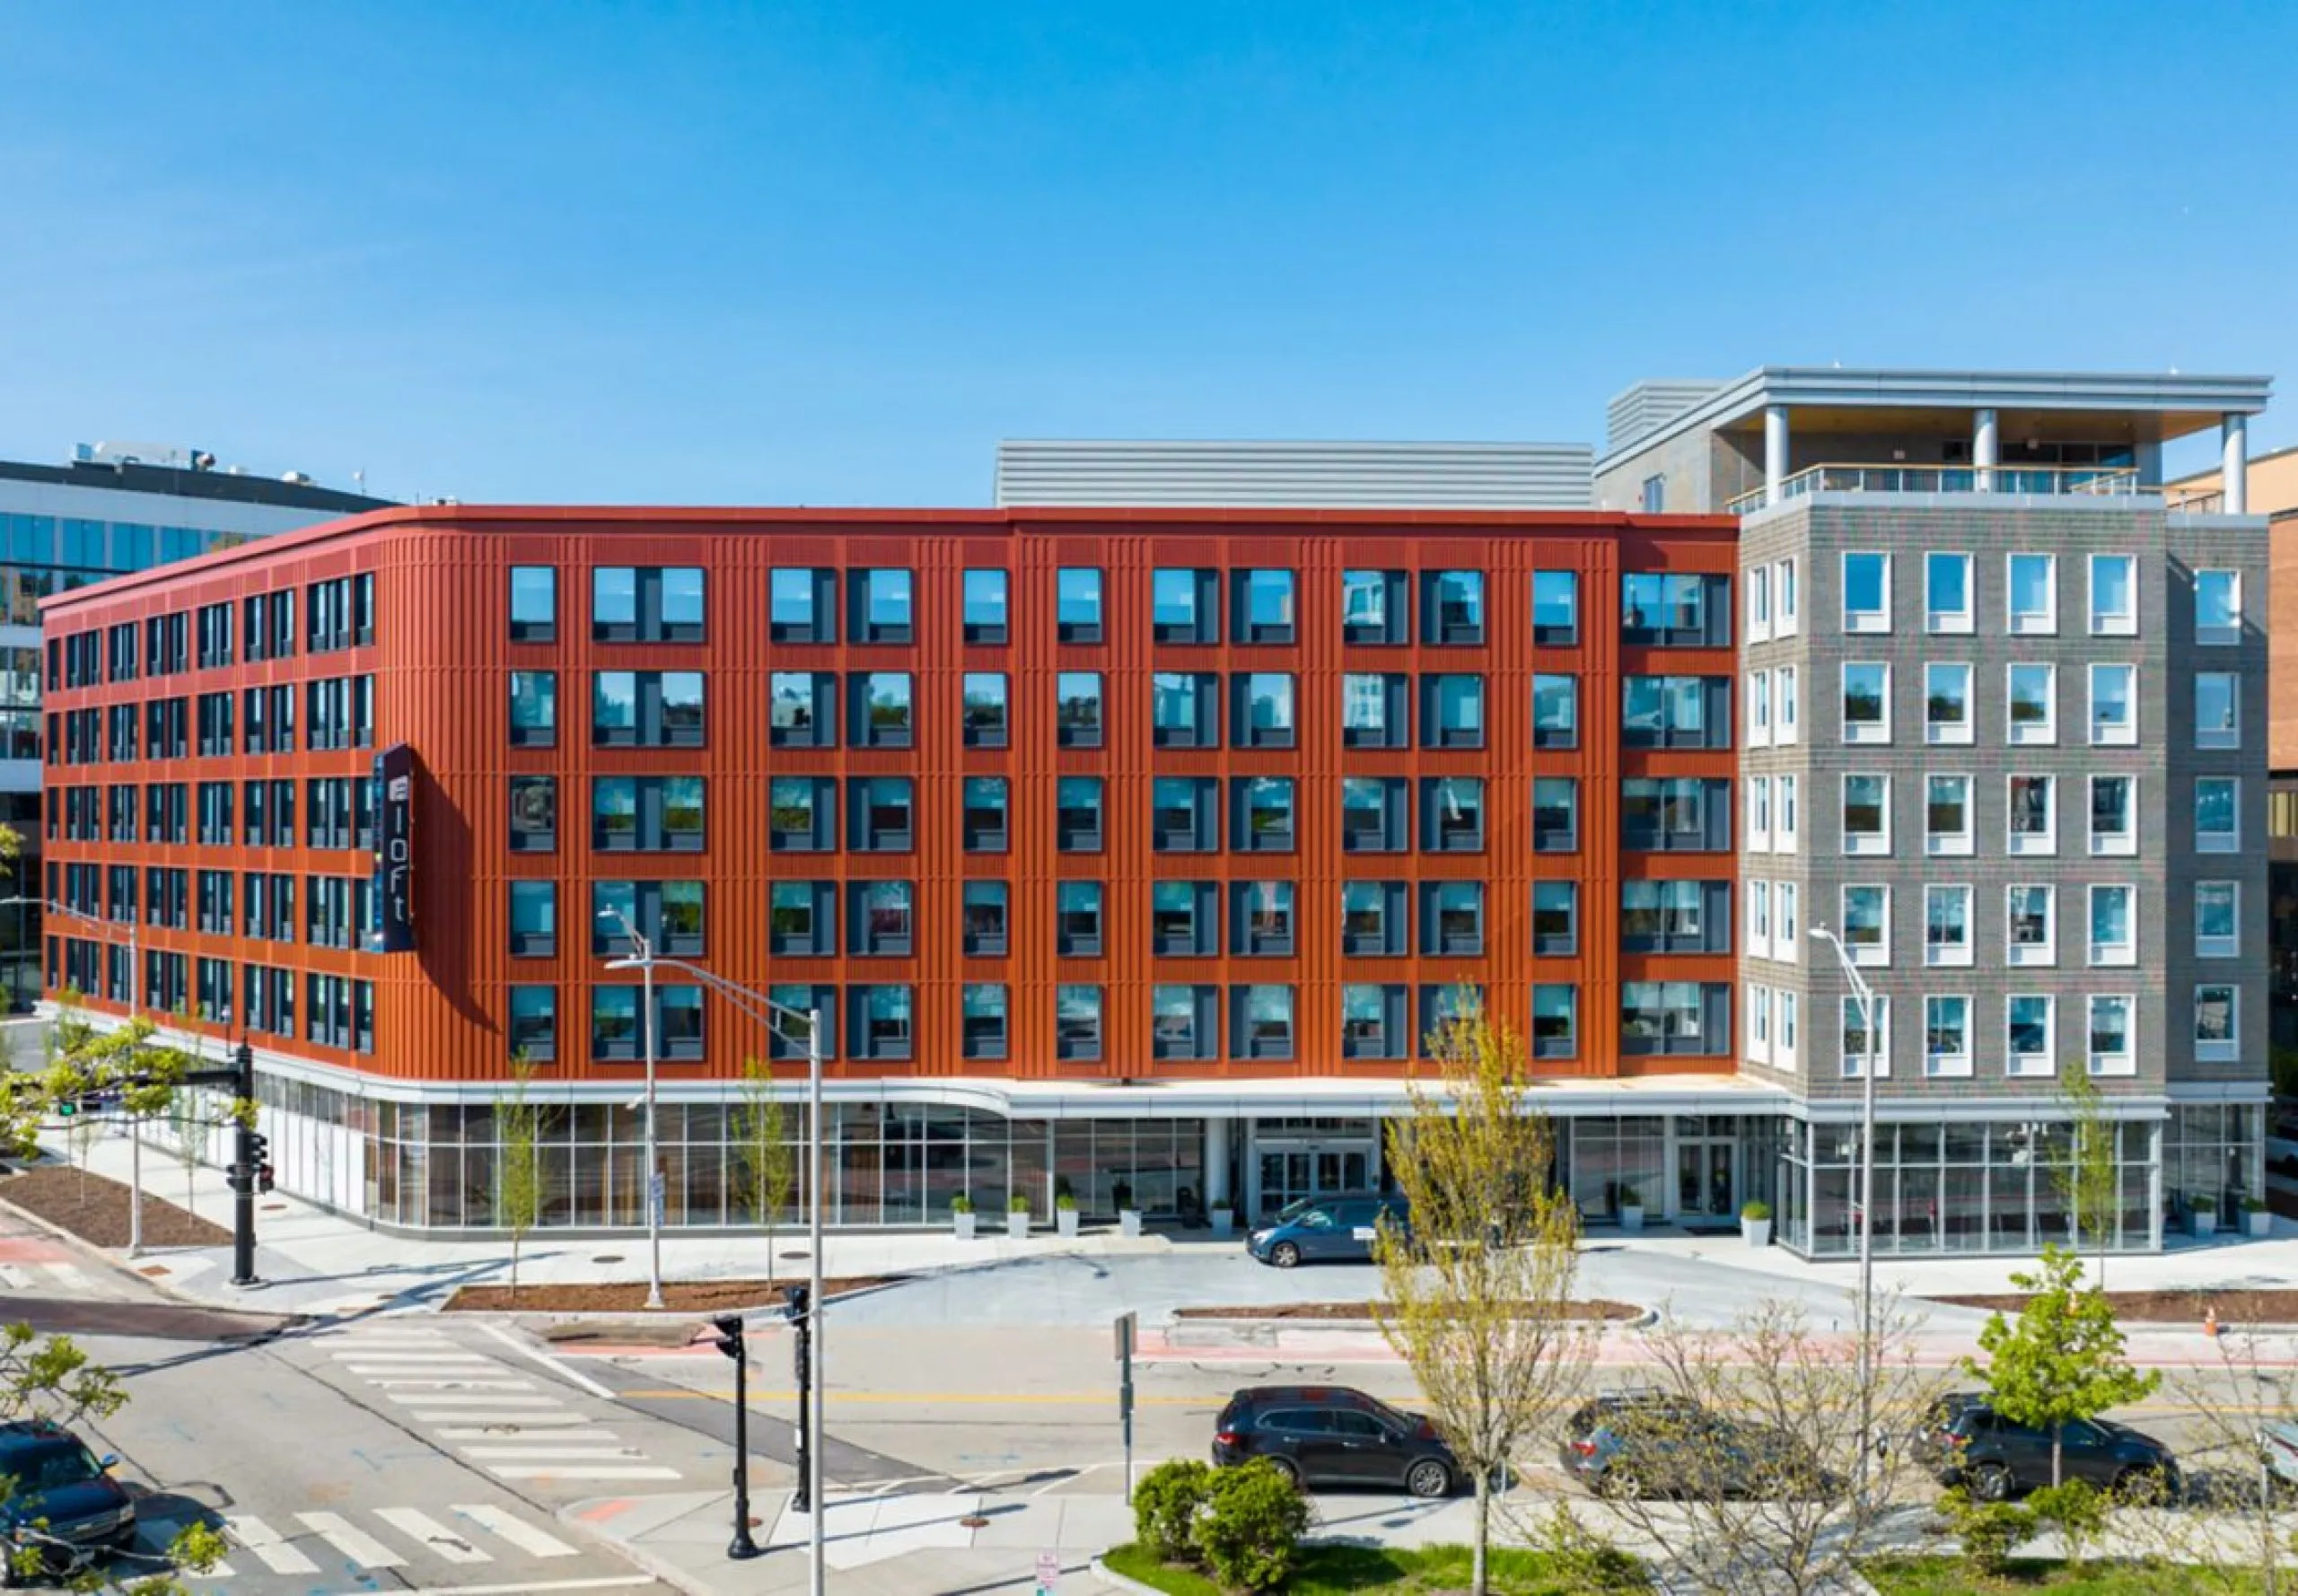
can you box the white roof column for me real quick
[2223,412,2250,513]
[1973,408,1999,490]
[1764,403,1791,504]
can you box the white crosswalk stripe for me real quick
[224,1513,320,1575]
[438,1427,622,1442]
[297,1510,406,1569]
[183,1504,598,1578]
[485,1464,683,1480]
[373,1508,491,1565]
[451,1505,580,1560]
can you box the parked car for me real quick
[2259,1420,2298,1500]
[1245,1194,1407,1267]
[1559,1390,1824,1499]
[0,1421,136,1579]
[1212,1385,1459,1497]
[1912,1392,2180,1501]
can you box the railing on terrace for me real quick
[1727,462,2145,514]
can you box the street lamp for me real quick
[597,926,826,1596]
[596,907,666,1311]
[1,895,148,1258]
[1809,922,1878,1502]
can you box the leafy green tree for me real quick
[1964,1245,2161,1487]
[2054,1069,2120,1288]
[731,1057,793,1267]
[496,1052,542,1305]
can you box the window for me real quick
[1155,881,1220,956]
[1056,985,1103,1059]
[848,671,911,749]
[1425,570,1486,645]
[2089,775,2136,856]
[1620,879,1724,953]
[2196,776,2240,853]
[1153,777,1218,853]
[508,881,556,956]
[1746,566,1772,643]
[1340,672,1405,749]
[2007,885,2056,967]
[592,985,703,1063]
[1233,776,1294,853]
[963,881,1009,956]
[1774,665,1797,743]
[508,987,556,1061]
[853,568,915,644]
[1621,776,1729,853]
[768,881,834,955]
[1748,670,1770,747]
[2008,775,2056,855]
[1423,673,1484,749]
[2195,569,2241,645]
[1840,662,1890,743]
[1531,674,1576,750]
[1925,884,1972,968]
[2006,995,2055,1078]
[1842,552,1890,632]
[1925,995,1971,1077]
[1236,672,1295,749]
[850,985,914,1061]
[593,671,706,748]
[2088,995,2135,1076]
[2006,553,2057,635]
[1058,776,1105,852]
[1153,985,1217,1061]
[1425,776,1485,853]
[509,568,557,642]
[764,987,835,1061]
[592,879,705,957]
[1057,881,1105,957]
[1842,883,1890,966]
[771,568,835,643]
[1421,985,1486,1054]
[2196,881,2240,959]
[1776,557,1799,634]
[1234,881,1296,956]
[2088,884,2135,966]
[1531,985,1576,1059]
[1341,985,1407,1060]
[1338,881,1402,956]
[1925,663,1971,744]
[1231,985,1295,1059]
[2089,663,2136,745]
[963,776,1010,853]
[509,671,556,746]
[2006,663,2056,745]
[962,984,1009,1059]
[1154,568,1219,645]
[962,672,1010,748]
[592,566,705,644]
[1532,777,1577,854]
[1926,775,1972,855]
[1748,776,1771,852]
[1621,573,1725,646]
[1341,570,1406,645]
[1619,981,1724,1057]
[1057,672,1104,748]
[1234,569,1296,644]
[1639,474,1665,513]
[2196,672,2240,750]
[963,569,1009,645]
[2089,554,2136,636]
[849,776,914,852]
[1625,675,1727,750]
[1532,571,1577,644]
[1777,990,1798,1065]
[2195,985,2240,1061]
[1925,552,1972,633]
[1777,881,1798,956]
[850,881,915,956]
[1153,671,1217,748]
[1841,774,1890,855]
[1057,568,1103,643]
[1423,881,1485,955]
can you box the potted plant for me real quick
[2190,1194,2218,1239]
[2244,1195,2272,1238]
[1114,1179,1142,1239]
[951,1192,976,1241]
[1056,1190,1081,1238]
[1618,1184,1645,1233]
[1006,1191,1031,1241]
[1740,1198,1773,1248]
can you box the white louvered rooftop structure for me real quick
[995,440,1593,509]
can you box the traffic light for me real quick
[712,1312,745,1362]
[784,1284,811,1382]
[246,1133,272,1193]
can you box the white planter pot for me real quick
[1741,1217,1772,1248]
[2250,1210,2274,1238]
[1057,1208,1080,1238]
[953,1212,977,1241]
[2191,1212,2217,1239]
[1210,1206,1235,1239]
[1007,1212,1031,1240]
[1119,1209,1144,1239]
[1619,1206,1645,1233]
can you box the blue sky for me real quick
[2,2,2290,505]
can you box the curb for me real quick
[1089,1554,1165,1595]
[554,1494,746,1596]
[0,1187,229,1309]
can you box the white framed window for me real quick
[1776,775,1799,853]
[1776,557,1799,636]
[2195,672,2240,750]
[2089,554,2136,636]
[2089,663,2136,745]
[2007,552,2057,636]
[2195,569,2241,646]
[2007,775,2056,856]
[1747,983,1771,1064]
[1748,776,1771,852]
[1775,665,1799,743]
[1748,566,1771,642]
[2087,995,2136,1077]
[1841,662,1890,743]
[2088,883,2136,967]
[2006,994,2056,1079]
[1925,774,1973,856]
[1925,994,1972,1077]
[1842,883,1890,966]
[2194,984,2240,1062]
[1777,989,1798,1065]
[2196,776,2241,854]
[1842,552,1890,633]
[2088,775,2136,857]
[1925,884,1972,968]
[2007,662,2056,746]
[1776,881,1798,959]
[1841,773,1890,855]
[2196,881,2240,960]
[1925,551,1974,634]
[1842,994,1890,1078]
[2006,884,2056,968]
[1748,671,1770,747]
[1925,662,1972,745]
[1748,880,1772,960]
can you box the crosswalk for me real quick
[314,1323,681,1484]
[136,1500,584,1577]
[0,1259,97,1293]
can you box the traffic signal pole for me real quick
[714,1313,760,1560]
[228,1040,257,1286]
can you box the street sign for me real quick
[1035,1551,1060,1593]
[1113,1311,1136,1362]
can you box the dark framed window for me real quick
[1620,880,1730,954]
[1232,776,1295,853]
[1057,568,1104,644]
[1531,984,1576,1058]
[1341,570,1408,645]
[1423,570,1486,645]
[1057,672,1103,748]
[510,671,556,747]
[592,671,706,748]
[1153,985,1219,1061]
[1421,881,1485,956]
[1230,984,1295,1059]
[849,880,915,956]
[1233,673,1295,749]
[848,776,915,852]
[852,671,913,748]
[962,672,1010,748]
[510,776,557,853]
[1232,881,1296,955]
[1057,777,1104,853]
[1531,673,1577,750]
[962,983,1009,1059]
[1418,984,1484,1056]
[592,776,705,852]
[1623,676,1731,750]
[769,672,835,748]
[1152,881,1219,955]
[1422,674,1485,749]
[1341,673,1408,749]
[963,881,1009,956]
[592,983,704,1062]
[508,987,556,1061]
[1341,984,1408,1059]
[1531,570,1577,645]
[1153,568,1219,645]
[1620,980,1729,1057]
[1057,881,1105,956]
[848,985,914,1060]
[1532,881,1577,955]
[1152,671,1218,749]
[592,566,705,644]
[510,566,557,642]
[771,568,838,644]
[768,881,836,955]
[1621,573,1729,647]
[1340,777,1408,854]
[1341,881,1407,956]
[592,879,706,957]
[766,986,837,1060]
[963,570,1009,645]
[1153,777,1218,853]
[509,881,556,956]
[1232,569,1297,645]
[963,776,1010,853]
[1423,776,1485,853]
[1056,985,1103,1060]
[850,567,914,644]
[1622,776,1730,851]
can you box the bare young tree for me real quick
[2055,1068,2121,1289]
[2130,1318,2298,1593]
[1373,992,1593,1596]
[495,1052,543,1305]
[731,1056,793,1270]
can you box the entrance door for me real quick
[1254,1140,1374,1221]
[1675,1140,1735,1217]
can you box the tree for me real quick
[1965,1244,2161,1489]
[731,1057,793,1271]
[1373,991,1592,1596]
[2133,1315,2298,1594]
[43,1008,189,1215]
[495,1052,542,1306]
[2054,1068,2121,1288]
[168,1014,214,1211]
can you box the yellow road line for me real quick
[620,1388,1216,1406]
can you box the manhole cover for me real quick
[779,1250,810,1261]
[136,1265,169,1277]
[959,1516,989,1530]
[592,1254,625,1264]
[262,1203,287,1213]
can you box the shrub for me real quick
[1618,1185,1643,1207]
[2027,1479,2107,1570]
[1008,1192,1031,1214]
[2191,1195,2218,1214]
[1741,1199,1773,1222]
[1057,1192,1079,1212]
[950,1193,974,1215]
[1937,1486,2036,1579]
[1192,1460,1311,1592]
[1530,1503,1645,1592]
[1131,1459,1213,1564]
[2244,1195,2269,1214]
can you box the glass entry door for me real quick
[1254,1141,1373,1221]
[1675,1140,1735,1217]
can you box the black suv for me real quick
[1559,1390,1825,1499]
[0,1420,135,1570]
[1213,1386,1459,1497]
[1912,1393,2180,1502]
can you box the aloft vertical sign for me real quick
[374,743,417,951]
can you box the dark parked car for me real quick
[1213,1386,1458,1497]
[0,1421,135,1577]
[1245,1194,1407,1267]
[1559,1390,1824,1499]
[1912,1392,2180,1501]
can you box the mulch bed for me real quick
[443,1276,897,1313]
[0,1164,232,1250]
[1933,1286,2298,1324]
[1171,1299,1644,1321]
